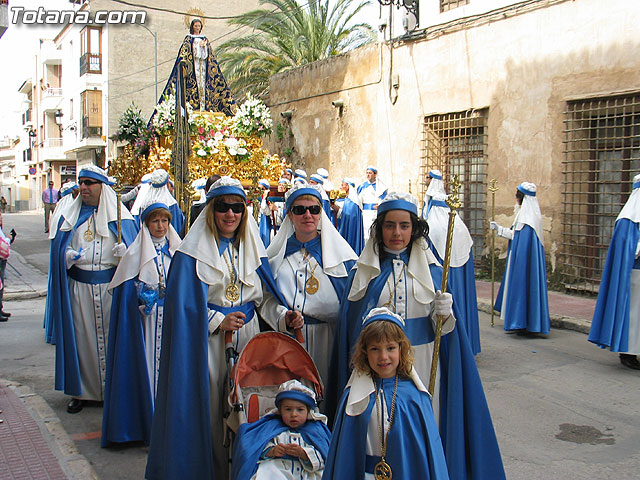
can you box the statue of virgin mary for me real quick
[156,17,235,116]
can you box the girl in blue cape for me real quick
[328,192,505,480]
[231,380,331,480]
[145,177,303,480]
[324,307,449,479]
[491,182,550,335]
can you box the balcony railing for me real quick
[43,87,63,97]
[80,53,101,75]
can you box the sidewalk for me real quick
[475,279,596,334]
[4,250,48,301]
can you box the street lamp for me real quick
[138,24,158,104]
[377,0,419,30]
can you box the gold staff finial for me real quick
[113,181,125,245]
[428,174,462,396]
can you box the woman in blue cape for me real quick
[426,192,480,355]
[332,177,365,255]
[145,177,302,480]
[328,192,505,480]
[589,174,640,369]
[324,308,449,479]
[491,182,550,335]
[101,201,181,447]
[265,184,357,387]
[153,17,234,115]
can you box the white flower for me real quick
[197,148,207,157]
[207,139,216,147]
[225,137,239,149]
[237,147,248,156]
[228,147,238,156]
[214,131,224,142]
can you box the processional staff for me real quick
[428,175,462,397]
[114,181,124,245]
[488,179,498,327]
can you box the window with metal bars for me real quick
[441,0,469,13]
[562,94,640,293]
[421,110,488,261]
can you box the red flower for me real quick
[198,127,205,134]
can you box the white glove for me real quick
[112,242,127,257]
[497,226,514,240]
[433,290,453,318]
[65,248,85,269]
[490,221,499,231]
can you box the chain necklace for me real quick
[83,214,95,242]
[222,245,240,302]
[374,375,399,480]
[302,248,319,295]
[382,260,405,313]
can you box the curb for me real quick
[477,300,591,335]
[3,380,99,480]
[5,289,48,301]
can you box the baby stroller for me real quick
[224,329,324,442]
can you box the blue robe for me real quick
[494,224,550,334]
[323,376,449,480]
[337,197,365,255]
[145,252,289,480]
[231,414,331,480]
[167,203,185,238]
[259,213,273,248]
[589,218,640,351]
[327,254,506,480]
[46,206,138,397]
[430,245,481,355]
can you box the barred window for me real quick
[421,109,488,260]
[562,94,640,293]
[441,0,469,13]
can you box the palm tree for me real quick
[216,0,376,98]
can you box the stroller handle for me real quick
[226,329,303,344]
[294,327,304,344]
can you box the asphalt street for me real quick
[1,211,639,479]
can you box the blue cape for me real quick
[323,376,449,479]
[259,213,273,248]
[494,224,550,333]
[167,203,185,238]
[589,218,640,351]
[327,254,506,480]
[231,414,331,480]
[145,252,289,480]
[101,276,154,447]
[46,205,138,396]
[430,245,481,355]
[337,197,365,255]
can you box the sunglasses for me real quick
[213,201,245,214]
[78,179,99,186]
[291,204,322,216]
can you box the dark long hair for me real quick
[370,209,429,261]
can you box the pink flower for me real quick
[198,127,204,134]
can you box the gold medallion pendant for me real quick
[225,283,240,302]
[83,229,94,242]
[305,275,319,295]
[374,460,392,480]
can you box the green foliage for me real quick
[276,123,285,140]
[115,102,146,143]
[216,0,376,97]
[284,147,293,157]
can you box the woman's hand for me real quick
[285,310,304,329]
[219,311,246,331]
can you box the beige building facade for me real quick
[266,0,640,290]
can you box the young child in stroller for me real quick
[231,380,331,480]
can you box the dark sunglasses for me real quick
[214,201,245,214]
[78,179,99,186]
[291,204,322,216]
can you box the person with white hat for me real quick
[422,169,446,219]
[265,184,357,385]
[143,169,185,235]
[146,177,302,480]
[426,192,480,355]
[101,199,182,447]
[490,182,550,335]
[357,166,387,242]
[324,307,449,479]
[330,192,506,480]
[45,165,138,414]
[231,379,331,480]
[257,178,274,247]
[589,174,640,370]
[332,177,365,255]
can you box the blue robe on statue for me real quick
[46,206,137,397]
[494,224,550,334]
[430,245,481,355]
[589,218,640,351]
[231,414,331,480]
[337,197,365,255]
[323,376,449,480]
[145,252,289,480]
[327,257,505,480]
